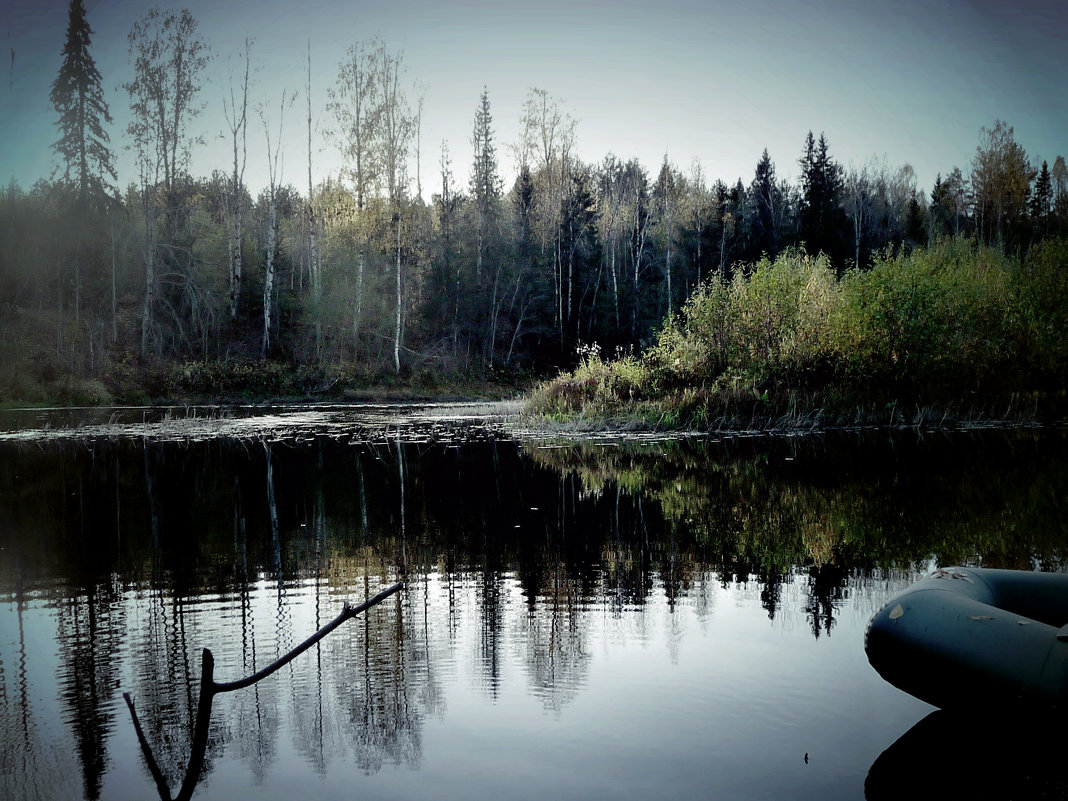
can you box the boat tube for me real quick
[865,567,1068,712]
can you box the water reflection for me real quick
[866,710,1068,799]
[0,427,1066,800]
[124,583,403,800]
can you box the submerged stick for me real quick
[211,580,404,692]
[125,581,404,801]
[123,692,172,800]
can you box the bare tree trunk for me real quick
[260,89,290,358]
[111,220,118,344]
[505,275,531,367]
[487,262,501,368]
[566,232,574,333]
[556,235,564,348]
[141,244,154,358]
[56,256,63,358]
[261,198,276,357]
[307,40,322,361]
[231,208,243,321]
[665,226,673,315]
[140,188,156,359]
[631,208,646,341]
[226,39,250,323]
[610,240,619,333]
[719,212,730,279]
[588,255,603,341]
[393,211,402,374]
[353,248,364,357]
[695,220,702,287]
[854,215,861,267]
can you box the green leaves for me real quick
[527,236,1068,427]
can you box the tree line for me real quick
[2,1,1066,403]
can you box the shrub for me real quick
[526,238,1068,426]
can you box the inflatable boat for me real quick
[865,567,1068,712]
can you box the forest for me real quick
[2,1,1066,406]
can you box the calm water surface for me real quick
[1,405,1066,800]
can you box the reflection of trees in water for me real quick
[2,429,1068,797]
[125,589,228,790]
[524,432,1068,628]
[286,480,343,775]
[0,599,81,801]
[477,559,505,699]
[325,588,422,773]
[517,561,590,713]
[55,580,125,800]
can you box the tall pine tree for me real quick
[50,0,115,207]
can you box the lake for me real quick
[1,404,1066,801]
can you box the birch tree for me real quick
[260,90,293,357]
[222,38,251,322]
[686,160,709,289]
[653,156,681,316]
[595,155,625,334]
[519,89,575,347]
[621,159,649,340]
[843,159,876,268]
[328,38,383,355]
[436,141,463,353]
[306,40,322,359]
[971,120,1034,248]
[123,7,210,357]
[1052,156,1068,226]
[378,49,412,373]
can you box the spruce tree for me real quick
[1030,160,1052,235]
[750,148,778,258]
[471,87,502,277]
[50,0,115,206]
[798,131,846,267]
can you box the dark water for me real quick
[1,407,1067,801]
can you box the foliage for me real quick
[1013,237,1068,383]
[50,0,116,206]
[6,14,1068,406]
[527,237,1068,427]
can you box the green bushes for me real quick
[527,237,1068,427]
[829,239,1015,390]
[1013,237,1068,384]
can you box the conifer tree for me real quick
[471,87,502,273]
[749,148,779,259]
[471,88,504,363]
[798,132,846,267]
[1030,160,1052,235]
[50,0,115,206]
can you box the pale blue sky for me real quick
[2,0,1065,199]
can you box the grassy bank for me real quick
[526,237,1068,430]
[0,351,531,406]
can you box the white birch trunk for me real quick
[393,212,402,373]
[261,198,276,357]
[140,189,156,359]
[353,248,364,356]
